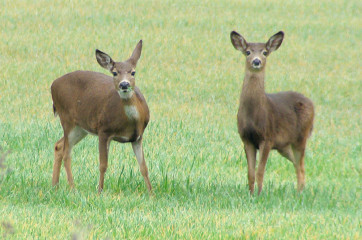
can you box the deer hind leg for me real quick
[132,138,152,193]
[98,134,110,193]
[244,142,257,195]
[52,137,64,186]
[256,141,272,195]
[293,147,306,192]
[63,126,88,188]
[278,144,306,192]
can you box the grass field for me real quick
[0,0,361,239]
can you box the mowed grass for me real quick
[0,0,361,239]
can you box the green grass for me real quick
[0,0,361,239]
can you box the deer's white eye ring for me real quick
[131,71,136,76]
[112,72,117,76]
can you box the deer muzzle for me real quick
[119,81,131,91]
[252,58,262,69]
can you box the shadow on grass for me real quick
[101,166,353,210]
[0,160,357,215]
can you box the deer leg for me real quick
[98,134,110,193]
[63,126,87,188]
[293,147,306,192]
[244,142,257,195]
[52,137,64,186]
[279,144,306,192]
[132,138,152,193]
[256,141,271,195]
[62,136,74,188]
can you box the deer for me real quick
[230,31,314,195]
[51,40,152,193]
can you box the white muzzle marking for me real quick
[251,57,262,69]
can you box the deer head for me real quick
[96,40,142,99]
[230,31,284,71]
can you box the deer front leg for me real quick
[256,141,271,195]
[98,134,110,193]
[132,138,152,193]
[244,142,257,195]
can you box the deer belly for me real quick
[113,129,140,143]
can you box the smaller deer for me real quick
[51,40,152,193]
[230,31,314,194]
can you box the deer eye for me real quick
[246,51,251,56]
[112,72,117,76]
[131,71,136,76]
[263,51,268,56]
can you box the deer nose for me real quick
[252,59,261,66]
[119,81,130,90]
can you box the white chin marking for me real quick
[252,65,262,69]
[118,90,133,99]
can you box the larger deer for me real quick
[51,40,152,193]
[230,31,314,194]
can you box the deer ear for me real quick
[266,31,284,52]
[95,49,114,71]
[230,31,248,53]
[128,40,142,66]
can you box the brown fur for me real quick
[51,41,152,193]
[231,31,314,194]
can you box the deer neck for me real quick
[120,92,141,121]
[240,69,267,106]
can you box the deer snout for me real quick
[119,81,130,90]
[252,58,261,67]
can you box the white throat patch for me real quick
[124,105,139,120]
